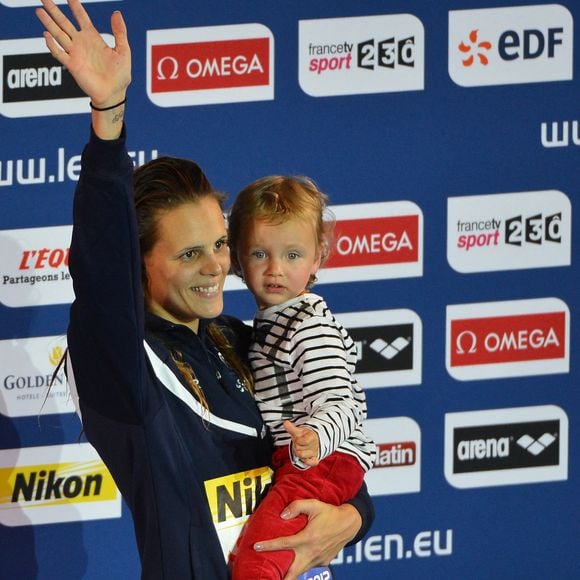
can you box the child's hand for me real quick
[283,420,320,466]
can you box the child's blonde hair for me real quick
[228,175,335,288]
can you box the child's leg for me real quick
[230,448,364,580]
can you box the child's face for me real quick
[238,217,322,309]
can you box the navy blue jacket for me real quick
[66,127,373,579]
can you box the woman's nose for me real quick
[200,253,222,275]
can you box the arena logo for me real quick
[298,13,424,97]
[363,417,421,496]
[447,190,571,273]
[0,225,74,307]
[0,36,114,118]
[449,4,573,87]
[0,443,121,526]
[541,120,580,148]
[147,24,274,107]
[445,405,568,488]
[446,297,569,381]
[0,335,74,418]
[335,308,422,388]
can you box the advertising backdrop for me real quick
[0,1,578,578]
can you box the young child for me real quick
[228,175,376,579]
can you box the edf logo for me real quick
[449,4,573,87]
[498,28,563,61]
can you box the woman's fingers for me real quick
[40,31,69,65]
[67,0,96,32]
[110,10,130,56]
[37,0,79,38]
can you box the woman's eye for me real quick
[182,250,197,260]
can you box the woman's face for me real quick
[144,197,230,333]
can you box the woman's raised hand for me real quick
[35,0,131,109]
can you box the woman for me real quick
[36,1,373,578]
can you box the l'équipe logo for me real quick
[446,297,569,381]
[445,405,568,488]
[0,225,73,307]
[0,443,121,526]
[299,13,424,97]
[0,35,114,118]
[447,190,571,273]
[449,4,573,87]
[225,201,423,290]
[0,335,74,418]
[147,23,274,107]
[364,417,421,496]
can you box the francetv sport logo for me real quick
[147,24,274,107]
[445,405,568,489]
[298,13,424,97]
[447,190,571,273]
[448,4,573,87]
[446,297,569,381]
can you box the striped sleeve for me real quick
[290,313,364,462]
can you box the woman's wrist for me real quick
[90,92,127,141]
[90,97,126,111]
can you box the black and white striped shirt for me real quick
[249,293,376,471]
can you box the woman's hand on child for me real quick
[254,499,361,580]
[283,420,320,467]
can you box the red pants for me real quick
[230,445,364,580]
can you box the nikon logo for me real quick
[10,464,108,504]
[204,466,273,560]
[210,470,272,523]
[0,444,121,526]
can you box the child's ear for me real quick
[316,242,327,268]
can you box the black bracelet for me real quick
[89,98,127,112]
